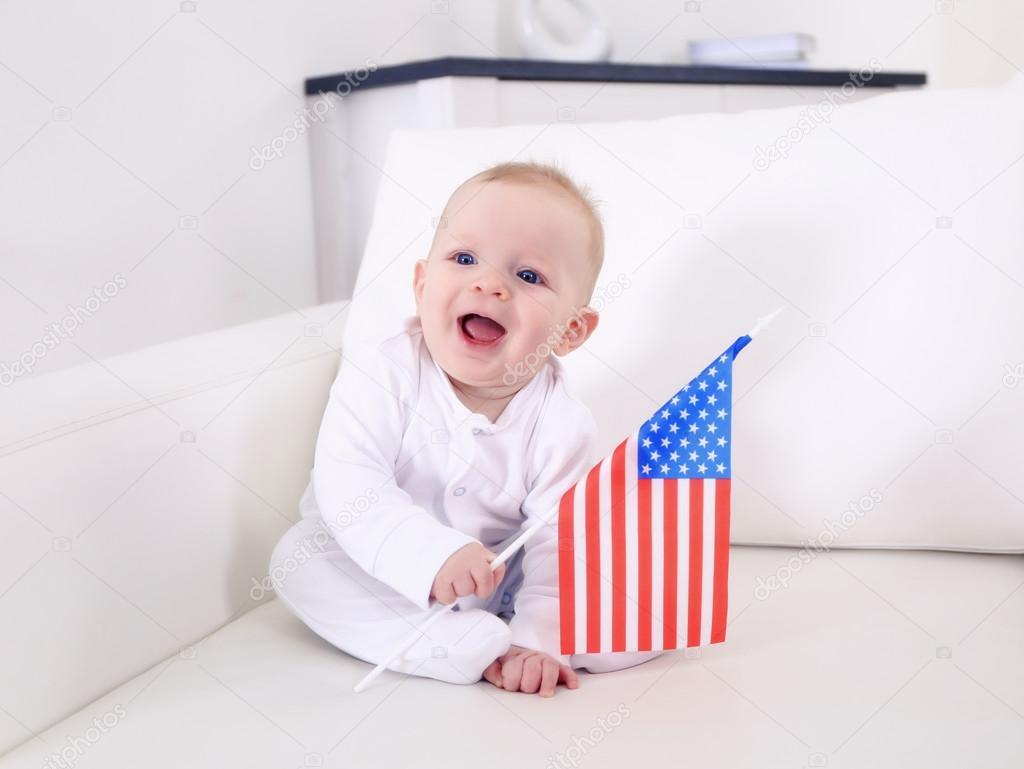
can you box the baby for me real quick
[269,161,662,697]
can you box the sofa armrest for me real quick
[0,301,349,751]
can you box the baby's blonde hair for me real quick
[456,160,605,302]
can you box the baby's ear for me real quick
[554,307,599,357]
[412,259,427,306]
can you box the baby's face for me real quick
[413,179,598,393]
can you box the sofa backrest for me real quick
[345,74,1024,555]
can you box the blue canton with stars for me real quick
[637,335,751,480]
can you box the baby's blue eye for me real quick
[454,252,476,265]
[518,269,542,285]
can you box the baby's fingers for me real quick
[470,560,494,598]
[482,659,503,688]
[559,664,580,691]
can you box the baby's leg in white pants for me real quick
[268,518,511,686]
[570,650,665,674]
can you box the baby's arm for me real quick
[311,339,480,610]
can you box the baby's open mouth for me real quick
[458,313,507,346]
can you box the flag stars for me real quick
[717,408,728,420]
[680,464,689,474]
[668,423,679,434]
[661,437,670,447]
[661,409,670,420]
[707,394,718,406]
[698,463,708,473]
[679,409,689,420]
[641,464,651,475]
[680,437,690,448]
[707,423,718,434]
[717,380,728,392]
[698,408,709,421]
[698,380,708,391]
[670,396,680,405]
[669,451,679,461]
[717,436,727,447]
[688,423,699,434]
[641,437,652,448]
[660,464,669,474]
[708,366,718,377]
[688,451,699,462]
[719,354,729,363]
[650,422,660,433]
[698,436,708,448]
[716,462,726,473]
[688,394,699,405]
[707,450,717,461]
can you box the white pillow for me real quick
[344,74,1024,554]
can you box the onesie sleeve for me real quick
[506,392,599,665]
[310,338,478,611]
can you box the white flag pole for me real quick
[352,511,556,693]
[354,306,785,693]
[747,306,785,338]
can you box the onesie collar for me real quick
[414,317,555,433]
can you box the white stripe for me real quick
[572,476,587,655]
[700,478,716,646]
[624,434,639,651]
[598,448,613,653]
[677,479,690,648]
[650,479,665,651]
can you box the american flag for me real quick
[558,334,751,655]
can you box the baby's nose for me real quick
[472,272,510,298]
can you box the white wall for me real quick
[1,0,1020,384]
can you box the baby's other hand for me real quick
[431,542,506,604]
[482,645,580,697]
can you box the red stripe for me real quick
[558,486,576,655]
[611,440,627,652]
[711,479,731,643]
[584,462,602,653]
[687,479,703,647]
[663,478,678,649]
[637,478,652,651]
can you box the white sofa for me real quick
[3,75,1023,768]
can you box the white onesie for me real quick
[269,314,662,684]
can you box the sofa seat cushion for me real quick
[3,546,1021,768]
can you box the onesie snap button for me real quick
[453,487,466,496]
[472,427,482,435]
